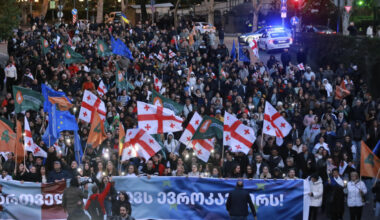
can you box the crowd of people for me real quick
[0,17,379,220]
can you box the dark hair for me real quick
[92,185,98,194]
[70,177,79,187]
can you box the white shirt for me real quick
[164,139,179,154]
[313,142,330,154]
[1,175,13,181]
[346,180,367,207]
[4,65,17,79]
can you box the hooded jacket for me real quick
[308,176,323,207]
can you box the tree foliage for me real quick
[0,0,20,41]
[301,0,338,26]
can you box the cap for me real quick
[216,109,221,114]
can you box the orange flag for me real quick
[15,120,25,161]
[87,112,106,148]
[118,121,126,156]
[335,80,350,100]
[360,141,380,177]
[0,120,16,152]
[187,65,192,83]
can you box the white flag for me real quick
[224,112,256,154]
[263,101,291,140]
[179,112,202,146]
[137,101,183,134]
[121,128,161,162]
[97,80,108,97]
[78,90,106,123]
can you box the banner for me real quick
[0,180,66,220]
[113,177,309,220]
[0,177,309,220]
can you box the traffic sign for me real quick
[57,11,63,18]
[49,1,55,9]
[71,8,78,15]
[281,12,287,18]
[57,5,64,10]
[344,6,352,13]
[290,16,299,26]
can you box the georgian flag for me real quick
[24,117,47,158]
[121,128,161,161]
[249,39,259,58]
[149,54,154,60]
[169,49,176,59]
[157,50,165,62]
[224,112,256,154]
[137,101,183,134]
[27,73,34,80]
[190,138,214,162]
[97,80,108,97]
[24,116,34,151]
[179,112,202,146]
[263,101,291,145]
[78,90,106,123]
[297,63,305,71]
[153,74,162,93]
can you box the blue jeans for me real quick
[104,199,112,217]
[230,216,247,220]
[375,202,380,217]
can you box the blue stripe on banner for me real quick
[0,180,42,220]
[113,176,308,220]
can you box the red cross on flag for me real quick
[153,74,162,93]
[79,90,106,123]
[97,80,108,97]
[137,101,183,134]
[157,50,165,62]
[179,112,202,146]
[223,112,256,154]
[249,39,259,58]
[263,101,291,143]
[26,73,34,80]
[24,116,47,158]
[191,138,214,162]
[121,128,161,162]
[169,49,176,59]
[24,116,34,152]
[297,63,305,71]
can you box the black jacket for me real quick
[226,187,256,217]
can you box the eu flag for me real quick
[74,130,83,164]
[42,104,78,147]
[41,84,72,112]
[111,36,134,60]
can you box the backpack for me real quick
[87,195,103,219]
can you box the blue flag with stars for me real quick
[111,36,134,60]
[42,104,78,147]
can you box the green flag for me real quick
[151,90,183,116]
[192,116,223,140]
[64,45,85,64]
[12,86,44,113]
[0,117,14,129]
[40,37,50,55]
[116,64,134,90]
[97,39,112,57]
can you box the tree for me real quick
[301,0,337,27]
[0,0,20,41]
[41,0,50,18]
[136,0,148,23]
[342,0,353,35]
[96,0,104,23]
[174,0,181,28]
[205,0,215,25]
[121,0,129,14]
[252,0,263,31]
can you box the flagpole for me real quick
[82,143,88,162]
[373,168,380,188]
[221,144,225,168]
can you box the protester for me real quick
[0,17,378,220]
[62,177,89,220]
[226,180,257,220]
[346,171,367,220]
[85,176,112,220]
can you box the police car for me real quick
[257,29,293,52]
[238,26,291,45]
